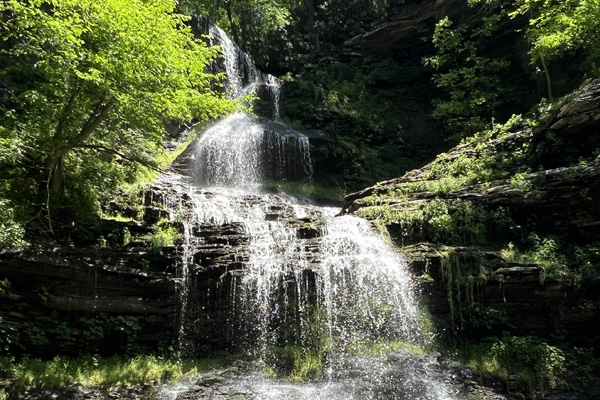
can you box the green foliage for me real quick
[469,303,509,330]
[80,317,105,341]
[179,0,291,59]
[0,0,234,226]
[265,345,323,381]
[426,13,517,140]
[575,243,600,281]
[149,223,180,250]
[509,171,533,192]
[358,198,515,246]
[3,353,234,391]
[456,335,599,395]
[287,346,322,381]
[412,115,530,193]
[439,250,490,331]
[55,322,75,343]
[0,317,21,355]
[346,340,425,357]
[510,0,600,77]
[24,326,49,346]
[0,198,26,250]
[281,59,439,187]
[0,279,10,295]
[356,115,531,202]
[499,236,572,284]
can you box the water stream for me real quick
[157,24,461,399]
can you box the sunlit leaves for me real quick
[425,16,512,139]
[511,0,600,76]
[0,0,235,219]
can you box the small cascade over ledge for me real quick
[191,113,312,188]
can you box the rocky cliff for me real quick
[0,175,326,358]
[341,79,600,349]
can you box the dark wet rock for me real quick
[344,0,489,57]
[0,173,329,358]
[55,384,107,400]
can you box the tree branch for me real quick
[53,97,116,159]
[79,144,164,172]
[54,80,84,141]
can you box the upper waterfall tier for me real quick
[209,24,280,113]
[179,25,311,189]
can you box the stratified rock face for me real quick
[0,240,178,356]
[341,79,600,348]
[344,0,489,56]
[343,80,600,242]
[0,175,326,358]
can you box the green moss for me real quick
[149,225,180,249]
[439,249,489,331]
[499,237,580,285]
[265,345,324,381]
[2,353,236,392]
[346,340,425,357]
[274,181,346,203]
[358,198,515,247]
[0,197,26,250]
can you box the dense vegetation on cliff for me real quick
[0,0,235,248]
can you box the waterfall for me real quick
[191,113,312,188]
[158,24,460,400]
[209,24,282,119]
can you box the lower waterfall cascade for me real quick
[155,171,460,399]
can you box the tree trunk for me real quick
[224,1,240,45]
[540,56,553,101]
[41,98,114,198]
[43,154,65,197]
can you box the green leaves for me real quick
[511,0,600,76]
[0,0,235,222]
[426,15,514,140]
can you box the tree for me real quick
[425,15,513,140]
[0,0,234,225]
[510,0,600,99]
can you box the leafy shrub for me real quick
[3,353,234,391]
[149,221,180,249]
[358,198,515,246]
[457,335,599,395]
[0,198,26,250]
[0,317,20,356]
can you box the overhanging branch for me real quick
[79,144,164,172]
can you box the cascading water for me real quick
[192,113,312,188]
[159,23,462,399]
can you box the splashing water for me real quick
[209,24,282,107]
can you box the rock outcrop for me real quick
[344,0,488,57]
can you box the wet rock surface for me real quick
[0,174,328,357]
